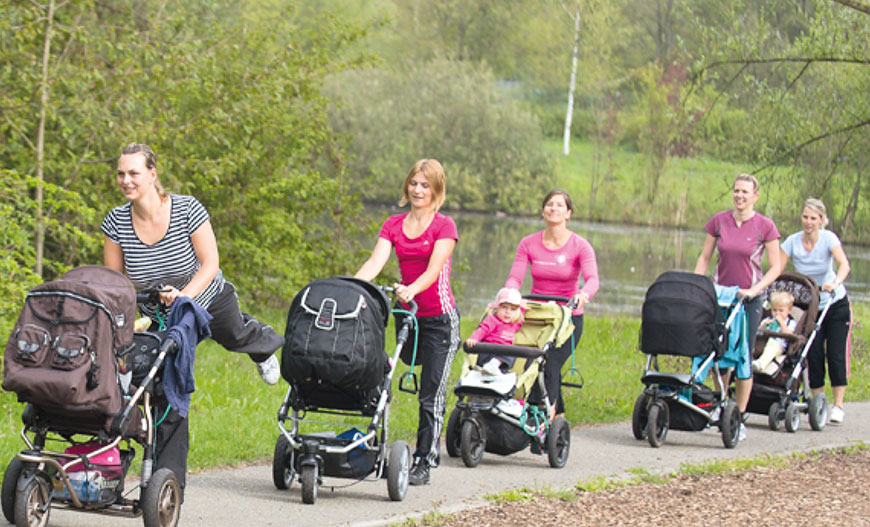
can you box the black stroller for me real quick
[632,271,745,449]
[271,277,417,504]
[746,271,830,432]
[1,266,186,527]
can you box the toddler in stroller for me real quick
[633,271,746,448]
[465,288,525,375]
[445,294,577,469]
[752,290,797,376]
[746,271,830,432]
[1,265,206,527]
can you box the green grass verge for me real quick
[0,303,867,474]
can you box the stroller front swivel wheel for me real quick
[546,417,571,468]
[767,401,784,431]
[445,408,462,458]
[272,434,295,490]
[142,468,181,527]
[14,475,51,527]
[646,402,669,448]
[808,393,828,431]
[460,418,486,468]
[784,403,801,433]
[720,401,740,448]
[301,464,319,504]
[386,440,410,501]
[2,458,23,523]
[631,393,651,440]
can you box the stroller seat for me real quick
[640,371,694,388]
[454,370,518,398]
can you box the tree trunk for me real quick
[562,8,580,156]
[35,0,56,278]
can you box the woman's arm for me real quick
[693,234,717,275]
[396,238,456,303]
[742,238,782,298]
[821,243,851,293]
[504,240,529,290]
[160,220,220,305]
[103,237,124,273]
[778,248,790,274]
[355,238,393,282]
[574,242,599,309]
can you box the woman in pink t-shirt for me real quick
[505,189,599,422]
[694,173,781,441]
[355,159,460,487]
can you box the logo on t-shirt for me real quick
[557,254,566,264]
[423,240,430,246]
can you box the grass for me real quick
[1,302,867,474]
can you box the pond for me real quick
[441,211,870,319]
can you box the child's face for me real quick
[771,304,791,319]
[495,303,521,323]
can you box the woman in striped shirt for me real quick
[102,143,282,382]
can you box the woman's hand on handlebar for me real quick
[394,283,416,304]
[572,291,589,310]
[158,285,187,307]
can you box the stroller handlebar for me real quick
[523,293,577,310]
[135,285,171,305]
[380,285,418,316]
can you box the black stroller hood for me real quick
[640,271,726,358]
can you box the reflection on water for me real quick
[448,211,870,318]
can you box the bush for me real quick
[327,59,555,212]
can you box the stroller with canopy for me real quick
[444,295,578,469]
[746,271,830,432]
[272,277,417,504]
[632,271,744,448]
[1,266,188,527]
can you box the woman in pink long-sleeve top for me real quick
[505,189,599,421]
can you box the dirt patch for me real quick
[435,449,870,527]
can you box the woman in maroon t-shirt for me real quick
[355,159,460,487]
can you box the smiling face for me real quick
[732,179,759,213]
[116,153,157,201]
[542,193,572,225]
[801,206,825,234]
[406,171,434,211]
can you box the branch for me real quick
[698,56,870,76]
[830,0,870,15]
[755,120,870,173]
[781,60,811,101]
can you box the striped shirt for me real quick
[101,194,225,319]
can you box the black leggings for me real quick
[808,296,851,389]
[529,314,583,415]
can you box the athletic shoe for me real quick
[830,405,845,424]
[737,423,746,442]
[481,358,503,376]
[256,354,280,385]
[710,406,721,422]
[408,458,430,486]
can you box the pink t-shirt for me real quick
[379,212,458,317]
[704,210,780,289]
[505,231,599,315]
[468,314,522,345]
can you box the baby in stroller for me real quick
[446,294,576,469]
[465,288,525,376]
[752,291,797,375]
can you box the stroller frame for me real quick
[747,272,832,433]
[272,286,416,505]
[633,295,746,449]
[446,294,577,469]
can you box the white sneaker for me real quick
[256,354,280,385]
[737,422,746,441]
[480,358,503,376]
[830,405,845,424]
[710,406,721,422]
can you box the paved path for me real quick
[48,402,870,527]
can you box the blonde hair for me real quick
[733,173,759,193]
[400,159,446,211]
[121,143,168,201]
[769,290,794,310]
[803,198,829,228]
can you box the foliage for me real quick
[0,0,373,305]
[326,58,554,212]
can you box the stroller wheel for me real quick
[142,468,181,527]
[14,475,50,527]
[767,401,784,431]
[720,401,740,448]
[387,440,410,501]
[784,403,801,433]
[546,417,571,468]
[809,393,828,431]
[460,418,486,468]
[301,464,318,504]
[631,393,650,440]
[445,407,462,458]
[646,401,669,448]
[272,434,295,490]
[2,458,23,523]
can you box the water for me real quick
[442,211,870,318]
